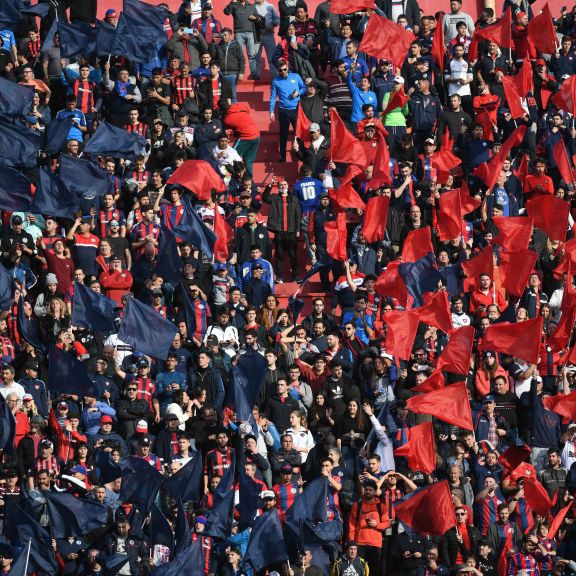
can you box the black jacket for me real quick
[262,188,302,233]
[267,394,300,433]
[234,222,272,263]
[196,75,233,110]
[212,40,246,75]
[116,398,151,438]
[442,524,483,570]
[377,0,421,27]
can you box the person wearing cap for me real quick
[34,438,60,477]
[475,394,510,451]
[20,361,49,418]
[191,2,223,43]
[292,120,330,179]
[408,77,443,151]
[116,380,152,440]
[91,415,128,457]
[203,306,240,358]
[272,461,302,522]
[1,213,36,269]
[66,212,100,278]
[99,254,133,307]
[330,541,370,576]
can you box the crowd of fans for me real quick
[2,0,576,574]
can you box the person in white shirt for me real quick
[286,410,315,463]
[444,44,473,113]
[451,295,471,328]
[212,134,243,173]
[0,365,25,400]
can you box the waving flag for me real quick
[330,165,366,211]
[164,451,203,503]
[553,137,576,187]
[462,246,493,292]
[416,290,453,333]
[437,189,462,241]
[173,201,217,259]
[362,196,389,243]
[370,130,392,189]
[243,510,288,572]
[492,216,533,251]
[167,160,226,201]
[543,390,576,420]
[499,249,538,297]
[330,108,368,167]
[551,75,576,115]
[402,227,434,263]
[295,104,312,144]
[45,492,108,538]
[526,195,570,241]
[437,326,475,374]
[527,4,557,55]
[398,253,442,307]
[0,119,41,169]
[394,421,436,473]
[0,394,15,454]
[325,211,348,261]
[330,0,374,13]
[49,345,96,397]
[0,77,35,115]
[467,9,512,61]
[84,121,147,160]
[71,281,117,331]
[384,310,419,360]
[375,262,409,307]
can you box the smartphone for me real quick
[183,27,194,34]
[290,35,297,43]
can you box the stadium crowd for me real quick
[2,0,576,574]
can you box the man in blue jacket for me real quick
[269,60,306,162]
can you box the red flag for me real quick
[498,249,538,297]
[382,88,409,116]
[549,307,576,353]
[524,476,555,517]
[394,481,457,536]
[325,212,347,261]
[330,165,366,211]
[459,189,481,215]
[417,290,453,334]
[479,316,543,364]
[295,105,312,145]
[402,227,434,263]
[376,263,409,307]
[549,502,574,540]
[430,16,445,70]
[394,422,436,473]
[516,57,534,96]
[213,205,233,261]
[362,196,389,243]
[329,0,374,14]
[516,153,529,185]
[543,390,576,419]
[468,8,512,61]
[498,444,532,472]
[526,195,570,241]
[359,13,416,69]
[553,137,576,187]
[412,368,445,393]
[406,381,474,430]
[551,75,576,115]
[462,246,493,292]
[166,160,227,201]
[502,76,526,120]
[437,326,475,374]
[437,189,462,241]
[384,310,419,360]
[492,216,534,251]
[370,130,392,189]
[527,4,558,55]
[330,108,368,167]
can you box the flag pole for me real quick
[23,539,32,575]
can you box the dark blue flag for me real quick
[60,154,115,199]
[227,348,266,421]
[120,456,163,514]
[84,121,147,160]
[163,450,202,503]
[238,468,262,531]
[15,507,58,574]
[45,492,108,538]
[0,168,33,214]
[72,281,117,331]
[398,252,442,307]
[43,116,74,155]
[101,553,130,576]
[0,0,21,29]
[8,539,30,576]
[204,487,235,541]
[150,503,174,550]
[285,477,328,529]
[17,297,47,355]
[123,0,168,43]
[118,297,178,360]
[288,295,304,323]
[173,498,190,556]
[0,393,15,454]
[95,19,118,56]
[0,77,34,115]
[33,167,80,219]
[0,120,40,168]
[0,262,14,312]
[173,201,216,259]
[48,345,97,397]
[181,286,197,337]
[243,510,288,572]
[214,453,236,499]
[154,226,183,285]
[298,261,327,285]
[58,21,97,58]
[20,2,50,17]
[109,13,157,63]
[153,538,204,576]
[94,450,122,485]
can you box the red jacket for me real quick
[99,269,133,306]
[223,102,260,140]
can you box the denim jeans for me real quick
[255,31,277,77]
[235,31,257,77]
[224,73,238,103]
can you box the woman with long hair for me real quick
[474,351,508,398]
[39,297,70,344]
[258,294,280,333]
[334,399,371,478]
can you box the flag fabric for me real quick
[243,509,288,572]
[527,4,557,55]
[17,297,47,355]
[0,120,41,169]
[498,249,538,297]
[330,165,366,211]
[523,477,555,517]
[21,1,50,17]
[458,188,481,215]
[58,21,97,58]
[553,137,576,186]
[173,497,191,556]
[402,227,434,263]
[295,104,312,144]
[0,393,15,454]
[150,503,175,550]
[33,167,80,220]
[15,506,59,574]
[398,253,442,307]
[166,160,226,201]
[164,450,203,503]
[8,539,30,576]
[0,168,32,214]
[437,326,475,374]
[498,444,532,472]
[71,281,117,331]
[526,195,570,241]
[411,367,445,393]
[228,348,266,421]
[359,13,416,69]
[43,116,74,155]
[394,421,436,474]
[462,246,493,292]
[153,538,204,576]
[120,457,163,513]
[548,502,573,540]
[416,290,453,333]
[285,477,328,527]
[548,306,576,353]
[551,75,576,115]
[0,77,34,115]
[382,88,409,117]
[213,206,233,261]
[370,130,392,188]
[94,451,122,485]
[118,297,178,360]
[0,0,21,29]
[375,262,409,307]
[325,212,348,261]
[502,75,527,120]
[0,262,14,312]
[329,0,374,13]
[542,391,576,420]
[123,0,168,43]
[467,9,512,61]
[84,121,147,160]
[45,492,108,538]
[60,155,115,200]
[49,345,97,397]
[492,216,533,251]
[173,201,217,258]
[430,14,445,70]
[330,108,368,166]
[154,225,183,284]
[103,12,157,63]
[362,196,389,243]
[394,481,457,536]
[406,381,473,430]
[479,316,543,364]
[238,468,263,530]
[385,311,420,360]
[204,487,235,540]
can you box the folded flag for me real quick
[71,281,117,331]
[84,121,147,160]
[0,77,35,115]
[173,201,216,259]
[49,345,97,397]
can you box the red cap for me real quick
[100,415,113,424]
[535,59,546,66]
[516,11,527,21]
